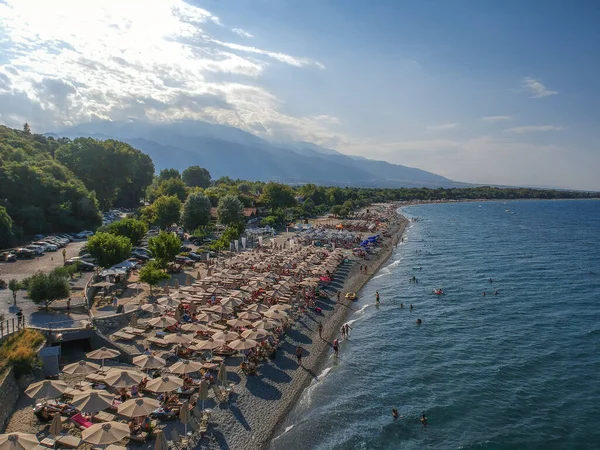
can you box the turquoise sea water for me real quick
[271,200,600,450]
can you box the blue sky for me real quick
[0,0,598,189]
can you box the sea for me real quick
[271,199,600,450]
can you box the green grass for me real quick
[0,329,45,376]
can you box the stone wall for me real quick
[0,368,19,432]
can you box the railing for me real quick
[0,316,26,339]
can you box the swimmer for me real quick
[400,303,404,308]
[421,413,428,427]
[489,278,493,283]
[416,318,422,325]
[392,409,399,419]
[375,291,380,304]
[410,304,414,311]
[483,291,486,296]
[494,290,498,295]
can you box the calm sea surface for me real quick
[271,200,600,450]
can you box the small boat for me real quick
[345,292,357,301]
[433,289,444,295]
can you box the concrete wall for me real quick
[0,368,19,432]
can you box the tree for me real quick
[0,206,14,249]
[261,182,297,210]
[105,218,148,245]
[23,122,31,134]
[217,195,244,225]
[87,232,132,268]
[181,193,212,231]
[27,271,70,310]
[152,195,182,229]
[182,166,211,188]
[158,168,181,181]
[8,279,21,306]
[148,231,181,268]
[138,261,169,295]
[330,205,343,217]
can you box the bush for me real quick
[0,329,45,376]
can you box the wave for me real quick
[272,424,295,441]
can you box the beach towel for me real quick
[71,413,93,429]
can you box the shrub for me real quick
[0,329,45,376]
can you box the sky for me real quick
[0,0,599,190]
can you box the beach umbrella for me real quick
[133,354,165,371]
[104,370,143,388]
[86,347,120,368]
[228,338,258,351]
[185,275,192,286]
[129,313,138,327]
[117,397,160,418]
[229,290,244,299]
[174,308,182,322]
[164,333,193,345]
[145,376,183,394]
[198,380,209,411]
[157,296,180,308]
[212,330,239,342]
[251,318,278,330]
[240,329,270,340]
[49,412,63,437]
[181,322,209,333]
[246,303,270,313]
[208,304,233,315]
[193,338,225,351]
[217,363,228,388]
[174,279,180,289]
[195,312,221,323]
[154,430,168,450]
[179,401,190,435]
[63,360,100,375]
[237,311,261,321]
[148,337,169,347]
[147,316,177,328]
[270,304,292,311]
[71,390,113,414]
[25,380,67,400]
[141,303,166,314]
[220,297,243,308]
[226,318,252,328]
[169,360,203,375]
[163,284,170,294]
[0,433,40,450]
[263,309,288,320]
[82,422,129,446]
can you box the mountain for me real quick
[55,120,460,188]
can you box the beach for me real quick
[203,212,408,450]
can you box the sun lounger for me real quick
[113,331,136,341]
[71,413,93,429]
[40,435,82,449]
[92,446,127,450]
[93,411,116,422]
[170,429,188,449]
[128,432,148,442]
[122,326,146,335]
[85,372,107,383]
[148,336,169,347]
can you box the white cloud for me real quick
[232,28,254,39]
[481,115,512,123]
[521,77,558,98]
[0,0,326,134]
[426,123,459,132]
[504,125,564,134]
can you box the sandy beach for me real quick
[202,212,408,450]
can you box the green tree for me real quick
[8,279,21,306]
[27,271,70,310]
[217,195,244,225]
[181,193,212,231]
[87,232,132,268]
[149,178,189,203]
[148,231,181,268]
[261,182,297,210]
[237,183,250,194]
[300,198,316,216]
[152,195,182,229]
[138,260,169,295]
[182,166,211,188]
[330,205,343,217]
[0,206,14,249]
[158,168,181,181]
[23,122,31,134]
[104,218,148,245]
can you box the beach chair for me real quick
[128,432,148,443]
[113,331,136,341]
[70,413,93,429]
[92,411,116,422]
[170,429,188,449]
[40,435,81,449]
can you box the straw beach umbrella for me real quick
[63,360,100,375]
[212,330,239,342]
[0,433,40,450]
[133,354,165,371]
[179,400,190,435]
[141,303,166,314]
[148,316,177,328]
[198,380,209,411]
[181,322,210,333]
[217,363,228,388]
[237,311,261,321]
[169,360,203,375]
[226,318,252,328]
[228,338,258,351]
[154,430,168,450]
[104,370,143,388]
[145,376,183,394]
[82,422,129,446]
[195,311,221,323]
[263,309,288,320]
[157,296,180,308]
[71,391,113,414]
[49,413,63,441]
[86,347,120,368]
[192,338,225,351]
[251,318,278,330]
[25,380,67,400]
[241,329,270,340]
[117,398,160,418]
[164,333,193,345]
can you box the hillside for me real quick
[58,120,457,188]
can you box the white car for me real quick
[25,245,44,255]
[75,230,94,239]
[35,241,58,251]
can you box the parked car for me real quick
[75,230,94,238]
[180,245,192,252]
[130,251,150,261]
[53,233,73,242]
[65,259,95,271]
[15,248,35,258]
[186,252,203,261]
[174,256,194,266]
[25,245,44,255]
[35,241,58,251]
[1,252,17,262]
[44,238,66,247]
[192,238,212,246]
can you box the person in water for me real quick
[494,290,499,295]
[483,291,486,296]
[400,303,404,308]
[392,409,399,419]
[489,278,493,283]
[416,318,422,325]
[410,304,414,311]
[344,323,351,336]
[376,291,380,303]
[421,413,428,426]
[340,326,346,339]
[333,339,339,357]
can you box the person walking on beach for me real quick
[66,297,71,314]
[341,326,346,339]
[296,346,304,365]
[318,322,323,338]
[337,291,341,303]
[333,339,339,358]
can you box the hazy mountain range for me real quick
[50,120,466,188]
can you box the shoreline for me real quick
[204,210,408,450]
